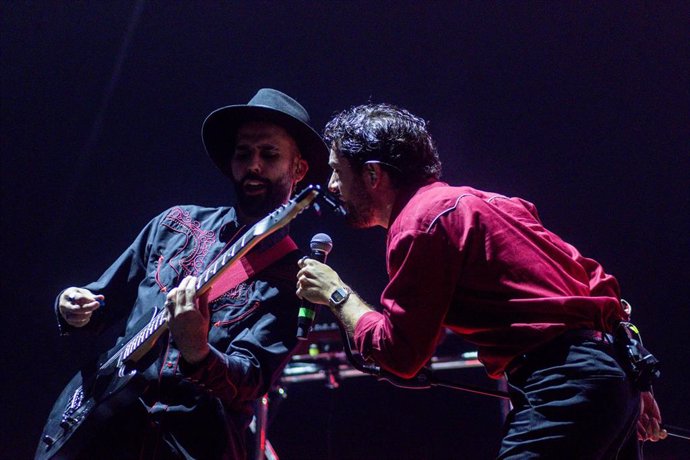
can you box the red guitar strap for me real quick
[205,235,298,302]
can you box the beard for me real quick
[343,177,376,229]
[233,172,295,219]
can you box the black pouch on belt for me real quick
[614,321,661,391]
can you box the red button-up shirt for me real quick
[353,182,626,378]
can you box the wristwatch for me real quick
[328,287,350,308]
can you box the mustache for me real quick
[239,173,270,187]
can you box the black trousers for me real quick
[499,335,641,459]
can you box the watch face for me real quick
[332,289,345,303]
[330,287,349,306]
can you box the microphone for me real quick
[296,233,333,340]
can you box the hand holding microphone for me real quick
[296,233,333,340]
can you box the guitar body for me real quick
[35,342,157,460]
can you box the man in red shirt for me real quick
[296,103,666,458]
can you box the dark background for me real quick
[2,2,688,459]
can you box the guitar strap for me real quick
[205,235,298,302]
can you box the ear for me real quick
[365,163,382,187]
[293,157,308,183]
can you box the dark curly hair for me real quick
[323,103,442,188]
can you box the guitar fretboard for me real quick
[195,224,257,293]
[120,309,169,363]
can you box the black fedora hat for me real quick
[202,88,329,187]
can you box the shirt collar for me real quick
[387,180,447,229]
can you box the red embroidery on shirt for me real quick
[155,254,167,292]
[213,301,261,327]
[161,207,216,280]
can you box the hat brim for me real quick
[202,104,330,188]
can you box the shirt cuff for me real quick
[353,310,383,359]
[55,290,73,336]
[178,346,239,403]
[178,347,215,377]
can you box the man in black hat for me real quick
[44,89,327,459]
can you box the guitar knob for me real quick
[42,435,56,446]
[60,417,77,429]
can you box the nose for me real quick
[327,172,339,194]
[246,151,262,174]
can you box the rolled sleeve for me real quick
[354,228,461,378]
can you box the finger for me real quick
[66,291,105,306]
[184,276,197,304]
[64,310,91,325]
[178,275,193,290]
[197,292,210,320]
[69,308,94,318]
[297,264,312,278]
[68,317,91,327]
[300,258,315,269]
[181,275,197,292]
[649,397,661,419]
[77,301,101,312]
[165,289,177,312]
[68,317,91,328]
[177,280,188,303]
[637,422,647,441]
[60,304,94,319]
[174,279,193,311]
[659,428,668,440]
[649,418,662,442]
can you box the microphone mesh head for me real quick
[310,233,333,254]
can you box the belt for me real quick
[506,329,615,379]
[560,329,614,344]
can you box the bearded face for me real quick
[327,149,377,229]
[230,121,307,220]
[232,168,296,218]
[340,173,375,228]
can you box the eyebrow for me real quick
[235,142,280,150]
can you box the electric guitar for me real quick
[35,185,322,460]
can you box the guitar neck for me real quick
[118,308,170,363]
[193,221,260,298]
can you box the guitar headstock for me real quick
[315,187,347,217]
